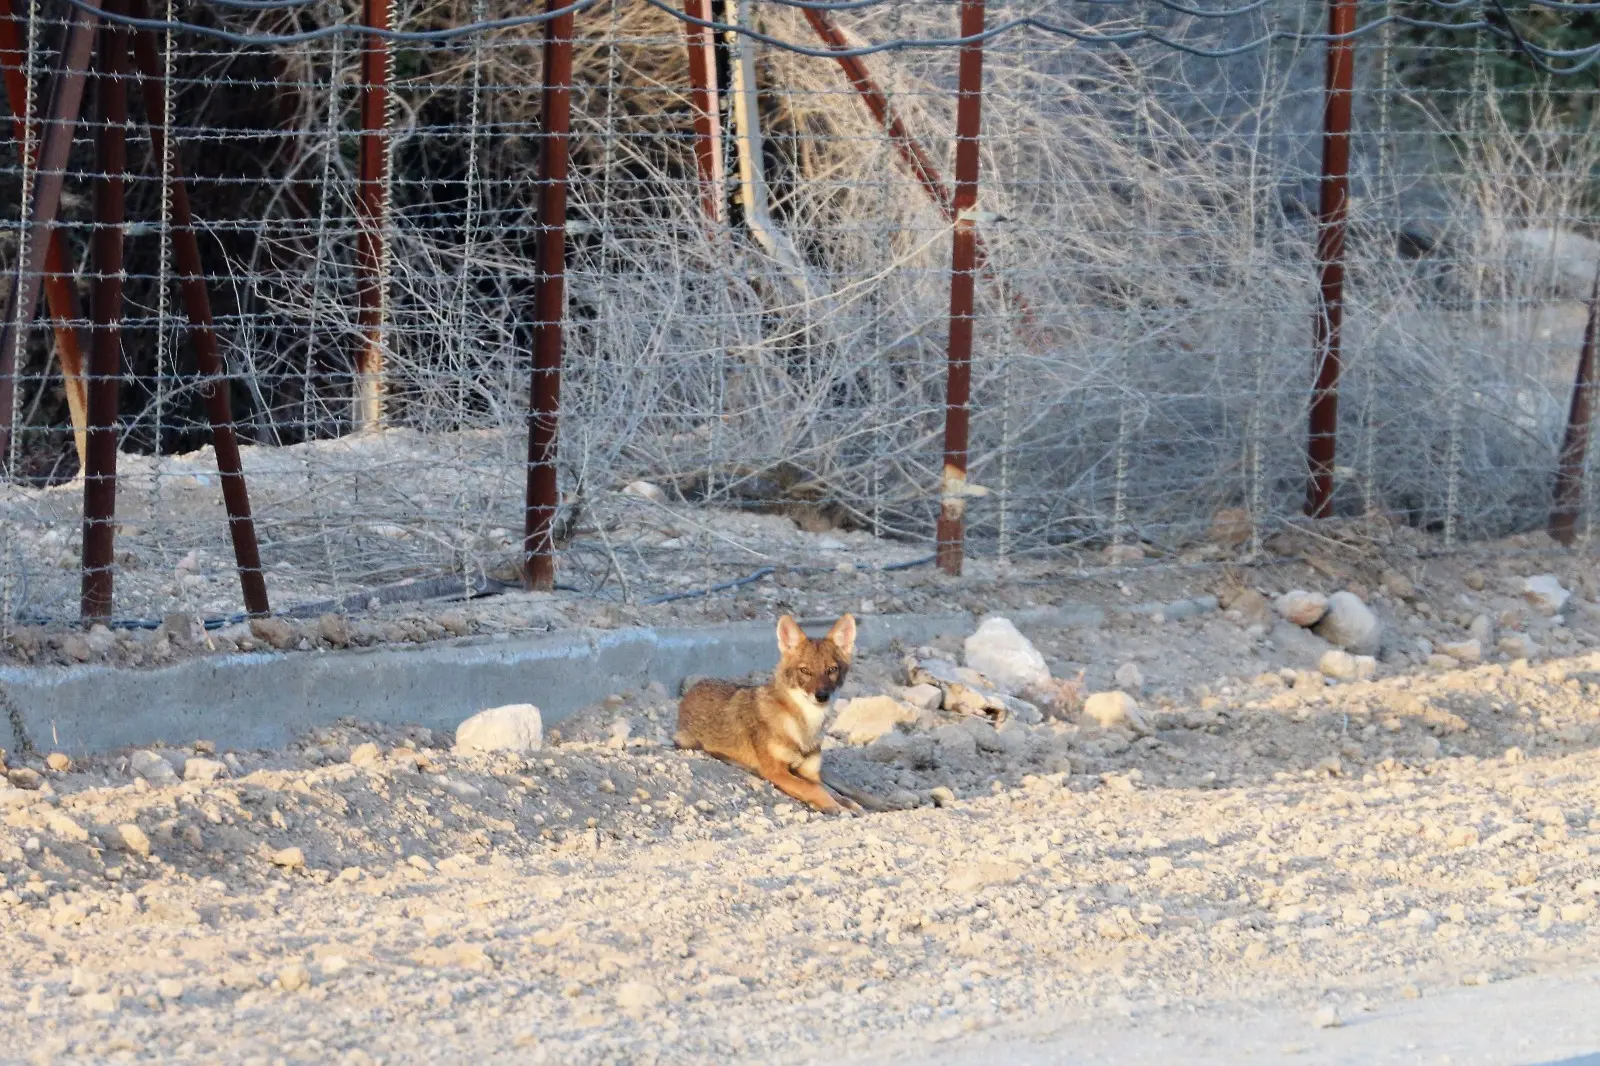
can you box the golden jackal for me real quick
[675,614,886,813]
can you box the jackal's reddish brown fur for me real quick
[675,614,863,813]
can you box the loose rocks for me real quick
[1276,591,1330,628]
[453,704,544,756]
[1312,591,1383,655]
[830,696,918,746]
[962,617,1050,695]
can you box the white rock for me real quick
[1312,591,1383,655]
[1313,1006,1342,1029]
[1438,638,1482,664]
[1082,691,1146,732]
[1524,574,1570,615]
[1497,633,1540,659]
[830,696,918,745]
[1468,614,1495,644]
[897,684,943,711]
[963,617,1051,695]
[1275,590,1329,627]
[183,757,227,784]
[453,703,543,756]
[128,750,179,786]
[615,981,663,1011]
[621,480,665,504]
[278,961,311,993]
[1113,662,1145,694]
[1318,650,1374,683]
[112,823,151,858]
[348,742,382,767]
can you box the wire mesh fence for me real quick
[1,0,1600,632]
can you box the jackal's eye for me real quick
[796,668,814,683]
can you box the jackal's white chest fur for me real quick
[783,686,830,747]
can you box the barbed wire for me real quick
[43,0,1600,72]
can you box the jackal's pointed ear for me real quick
[827,614,857,659]
[776,615,806,654]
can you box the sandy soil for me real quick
[3,535,1600,1064]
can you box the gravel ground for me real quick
[4,542,1600,1065]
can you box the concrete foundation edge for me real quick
[1,604,1106,757]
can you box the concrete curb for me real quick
[2,604,1105,757]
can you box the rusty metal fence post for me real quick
[523,0,575,591]
[81,0,128,621]
[1549,272,1600,545]
[935,0,986,576]
[128,0,270,615]
[0,4,89,468]
[682,0,725,225]
[353,0,390,433]
[0,0,101,473]
[1305,0,1356,519]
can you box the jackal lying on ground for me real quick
[675,613,887,814]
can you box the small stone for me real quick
[1275,590,1330,627]
[183,757,227,783]
[156,979,184,1000]
[1561,903,1590,922]
[1468,614,1495,644]
[1113,662,1145,694]
[349,742,382,767]
[129,750,180,786]
[1318,649,1372,683]
[1313,591,1383,655]
[1463,570,1486,591]
[161,613,206,648]
[1082,691,1146,732]
[437,610,471,637]
[249,616,298,650]
[1313,1006,1342,1029]
[113,823,151,858]
[1401,984,1421,999]
[615,980,663,1011]
[830,696,918,745]
[60,634,93,662]
[278,961,311,992]
[1523,574,1570,615]
[1147,857,1174,879]
[45,753,72,773]
[271,846,306,869]
[898,684,943,711]
[6,767,41,790]
[1382,571,1415,600]
[453,704,543,756]
[318,614,351,647]
[622,480,666,503]
[1497,633,1540,660]
[1439,638,1482,664]
[929,786,957,807]
[1446,826,1479,848]
[963,616,1050,695]
[320,955,351,977]
[84,991,121,1014]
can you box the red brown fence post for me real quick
[81,0,128,621]
[523,0,575,591]
[128,1,270,615]
[0,3,89,467]
[1305,0,1356,519]
[935,0,986,576]
[353,0,390,433]
[682,0,725,224]
[0,0,101,472]
[1549,272,1600,545]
